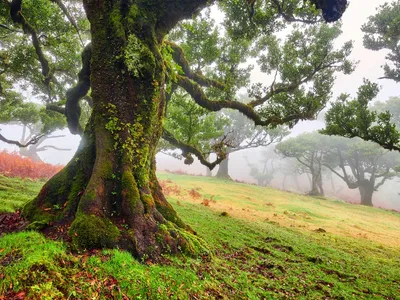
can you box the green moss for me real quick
[160,222,211,257]
[22,198,52,226]
[25,220,48,231]
[177,228,210,257]
[61,168,87,216]
[69,214,120,250]
[155,200,187,229]
[141,193,155,210]
[109,6,126,40]
[124,34,156,78]
[121,170,140,211]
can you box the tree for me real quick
[245,146,279,186]
[276,132,327,196]
[323,80,400,151]
[159,90,230,167]
[0,100,71,161]
[1,0,348,259]
[322,136,399,206]
[362,0,400,82]
[215,110,288,179]
[323,1,400,149]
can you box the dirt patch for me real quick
[42,220,72,242]
[0,250,23,266]
[272,244,294,252]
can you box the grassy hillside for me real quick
[0,172,399,299]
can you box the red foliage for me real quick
[189,188,201,199]
[0,151,63,180]
[159,180,182,196]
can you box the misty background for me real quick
[1,0,399,211]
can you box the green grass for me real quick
[0,175,44,213]
[0,173,399,299]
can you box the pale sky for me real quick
[0,0,399,165]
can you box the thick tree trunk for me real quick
[22,1,208,260]
[358,183,374,206]
[216,154,232,180]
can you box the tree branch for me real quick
[8,0,55,102]
[374,168,391,190]
[177,75,313,128]
[36,145,71,152]
[162,128,225,170]
[46,104,66,115]
[166,41,225,89]
[248,53,332,108]
[50,0,84,46]
[65,43,91,135]
[0,132,44,147]
[271,0,322,24]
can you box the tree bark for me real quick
[309,170,324,196]
[205,155,212,176]
[358,182,374,206]
[216,154,232,180]
[22,0,209,260]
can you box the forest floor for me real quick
[0,172,399,299]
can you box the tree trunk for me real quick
[316,172,324,196]
[309,171,323,196]
[22,1,208,260]
[205,155,212,176]
[358,182,374,206]
[20,146,42,163]
[216,154,232,180]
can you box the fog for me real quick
[1,0,399,210]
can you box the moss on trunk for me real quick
[23,0,210,260]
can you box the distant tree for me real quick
[215,110,288,179]
[322,137,400,206]
[372,97,400,128]
[0,100,68,159]
[245,147,279,186]
[276,132,327,196]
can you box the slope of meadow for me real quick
[0,172,399,299]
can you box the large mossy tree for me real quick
[1,0,348,259]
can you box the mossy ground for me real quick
[1,173,399,299]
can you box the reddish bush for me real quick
[189,188,201,199]
[159,180,182,196]
[0,151,63,180]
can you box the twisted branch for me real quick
[166,41,225,89]
[7,0,55,101]
[162,128,225,170]
[0,132,44,147]
[176,75,312,127]
[65,44,91,135]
